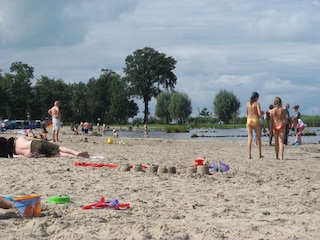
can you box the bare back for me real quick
[14,136,33,157]
[270,107,286,124]
[246,102,261,119]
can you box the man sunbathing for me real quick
[0,135,89,158]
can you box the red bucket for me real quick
[194,159,205,166]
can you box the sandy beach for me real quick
[1,128,320,240]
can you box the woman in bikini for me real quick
[246,92,263,159]
[269,97,287,160]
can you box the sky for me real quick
[1,0,320,118]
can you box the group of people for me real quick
[246,92,305,160]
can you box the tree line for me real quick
[0,47,241,125]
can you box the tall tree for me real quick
[5,62,34,119]
[124,47,177,123]
[69,82,88,123]
[169,92,192,123]
[33,76,69,120]
[0,70,12,118]
[155,91,172,124]
[213,89,240,124]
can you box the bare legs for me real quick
[274,130,285,160]
[58,146,89,158]
[52,129,60,142]
[247,124,263,159]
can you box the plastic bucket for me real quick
[107,138,113,144]
[13,194,41,218]
[194,159,205,166]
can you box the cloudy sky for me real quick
[1,0,319,118]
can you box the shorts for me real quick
[52,118,61,131]
[247,118,259,127]
[273,123,285,133]
[31,140,60,157]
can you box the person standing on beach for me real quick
[246,92,263,159]
[265,104,274,146]
[144,122,149,138]
[283,103,292,145]
[269,97,287,160]
[48,101,61,142]
[292,105,302,145]
[83,121,89,135]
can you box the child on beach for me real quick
[39,128,48,141]
[292,105,304,145]
[269,97,287,160]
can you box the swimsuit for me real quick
[30,140,59,157]
[273,123,285,133]
[247,118,259,127]
[52,118,61,131]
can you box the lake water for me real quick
[105,127,320,144]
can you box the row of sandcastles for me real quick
[117,159,229,175]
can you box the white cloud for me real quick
[0,0,319,117]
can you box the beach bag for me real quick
[212,160,229,173]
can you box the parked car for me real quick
[14,120,29,129]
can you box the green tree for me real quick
[169,92,192,123]
[107,72,138,123]
[33,76,69,120]
[4,62,34,119]
[124,47,177,123]
[68,82,88,123]
[0,70,12,118]
[213,89,240,124]
[155,91,172,123]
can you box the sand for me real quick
[0,128,320,240]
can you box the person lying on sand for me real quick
[0,135,89,158]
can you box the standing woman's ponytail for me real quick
[250,92,259,105]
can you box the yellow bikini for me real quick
[247,118,259,127]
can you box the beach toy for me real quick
[74,162,118,168]
[13,194,41,218]
[48,196,70,204]
[194,158,205,166]
[107,138,113,144]
[75,162,149,169]
[82,197,130,210]
[210,160,229,173]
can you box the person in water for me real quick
[269,97,287,160]
[246,91,263,159]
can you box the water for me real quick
[105,127,320,144]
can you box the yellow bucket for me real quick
[13,194,41,218]
[107,138,113,144]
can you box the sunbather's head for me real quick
[0,137,14,158]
